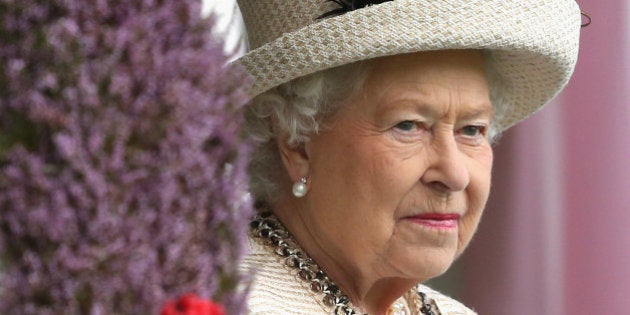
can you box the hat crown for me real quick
[238,0,332,49]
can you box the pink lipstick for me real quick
[406,213,460,229]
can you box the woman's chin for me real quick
[389,247,458,282]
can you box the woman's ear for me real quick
[276,135,310,183]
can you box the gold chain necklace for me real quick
[250,210,438,315]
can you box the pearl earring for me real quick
[292,177,308,198]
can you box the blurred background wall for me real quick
[211,0,630,313]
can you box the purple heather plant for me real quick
[0,1,253,314]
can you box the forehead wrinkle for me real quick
[374,82,446,119]
[430,82,492,122]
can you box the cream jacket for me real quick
[242,238,477,315]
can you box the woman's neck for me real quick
[269,198,421,315]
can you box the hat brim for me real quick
[235,0,581,131]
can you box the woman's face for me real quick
[295,50,493,283]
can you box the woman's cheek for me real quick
[457,210,483,254]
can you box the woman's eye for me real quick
[394,121,416,131]
[460,125,485,137]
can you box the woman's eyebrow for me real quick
[459,105,495,121]
[377,94,494,120]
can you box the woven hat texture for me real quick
[235,0,582,130]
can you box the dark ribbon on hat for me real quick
[316,0,394,19]
[318,1,593,29]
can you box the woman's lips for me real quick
[405,213,461,229]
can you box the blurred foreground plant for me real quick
[0,1,252,314]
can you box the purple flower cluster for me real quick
[0,1,253,314]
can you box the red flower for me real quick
[161,294,225,315]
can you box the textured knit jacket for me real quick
[242,237,478,314]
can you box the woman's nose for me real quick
[420,135,470,193]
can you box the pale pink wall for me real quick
[460,0,630,314]
[563,0,630,313]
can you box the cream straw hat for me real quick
[235,0,582,131]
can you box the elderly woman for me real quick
[235,0,582,314]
